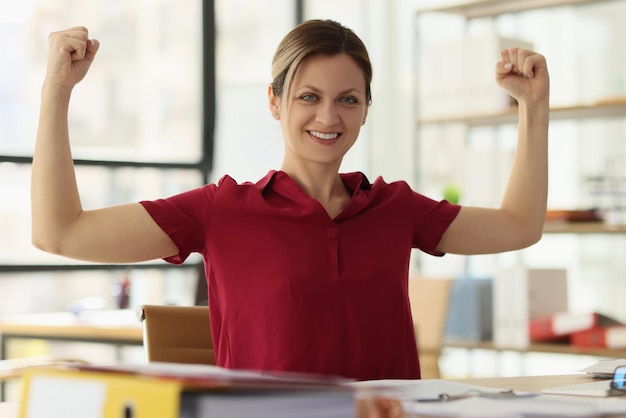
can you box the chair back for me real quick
[408,277,452,378]
[137,305,215,365]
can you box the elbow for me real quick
[517,224,544,249]
[31,231,66,256]
[31,211,85,258]
[524,232,543,249]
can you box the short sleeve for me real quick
[411,193,461,256]
[139,184,216,264]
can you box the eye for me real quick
[300,94,318,102]
[339,96,358,105]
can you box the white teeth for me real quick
[309,130,339,140]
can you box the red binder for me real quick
[571,326,626,349]
[529,312,622,342]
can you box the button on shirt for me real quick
[140,170,460,381]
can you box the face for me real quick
[269,53,369,170]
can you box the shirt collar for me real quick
[255,170,372,196]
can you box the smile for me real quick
[308,130,340,140]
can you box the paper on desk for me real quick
[352,379,626,417]
[350,379,509,400]
[404,394,626,418]
[581,359,626,378]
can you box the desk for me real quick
[3,375,626,418]
[0,311,143,360]
[408,374,626,418]
[0,320,143,349]
[0,311,143,400]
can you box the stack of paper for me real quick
[581,359,626,378]
[353,378,626,418]
[404,394,626,418]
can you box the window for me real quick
[0,0,209,311]
[0,0,204,163]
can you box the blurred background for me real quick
[1,0,626,394]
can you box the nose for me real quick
[316,100,340,126]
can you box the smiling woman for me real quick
[31,17,549,381]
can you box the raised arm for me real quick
[31,27,178,263]
[437,48,550,255]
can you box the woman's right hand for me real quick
[44,26,100,90]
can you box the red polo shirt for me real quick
[140,170,460,380]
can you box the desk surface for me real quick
[0,311,143,345]
[3,374,626,418]
[0,322,142,344]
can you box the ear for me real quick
[361,107,369,126]
[268,84,280,119]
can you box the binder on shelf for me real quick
[18,363,357,418]
[444,277,493,342]
[493,268,568,348]
[571,325,626,349]
[529,311,622,342]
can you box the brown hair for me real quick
[270,19,373,107]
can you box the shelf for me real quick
[444,339,626,358]
[417,0,616,19]
[417,97,626,127]
[543,222,626,234]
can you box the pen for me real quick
[415,389,537,403]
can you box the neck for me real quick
[280,162,348,203]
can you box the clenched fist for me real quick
[496,48,549,106]
[44,26,100,91]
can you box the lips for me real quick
[308,130,340,140]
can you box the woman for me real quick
[32,19,549,380]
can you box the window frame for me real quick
[0,0,215,273]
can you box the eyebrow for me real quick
[297,85,364,97]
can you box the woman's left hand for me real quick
[496,48,549,105]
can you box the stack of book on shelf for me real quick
[544,209,603,223]
[529,311,626,348]
[18,362,359,418]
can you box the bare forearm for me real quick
[31,85,83,252]
[500,99,549,244]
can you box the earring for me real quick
[273,112,280,119]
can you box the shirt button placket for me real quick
[326,226,340,281]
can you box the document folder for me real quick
[18,363,356,418]
[20,368,182,418]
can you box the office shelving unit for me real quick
[414,0,626,372]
